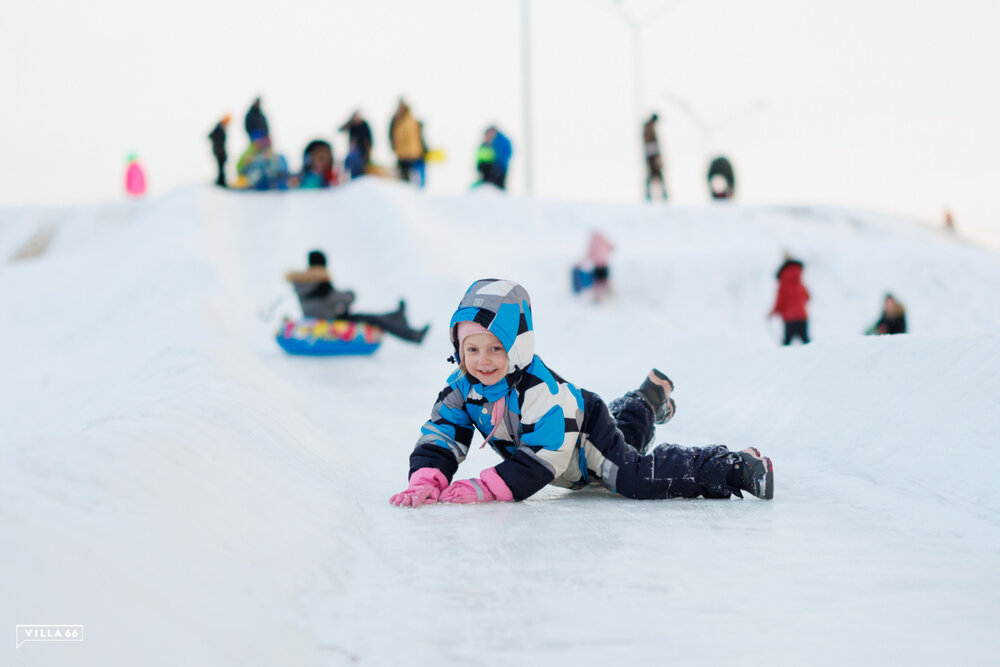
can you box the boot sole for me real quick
[761,456,774,500]
[741,447,774,500]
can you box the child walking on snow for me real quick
[390,279,773,507]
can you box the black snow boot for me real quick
[637,368,676,424]
[735,447,774,500]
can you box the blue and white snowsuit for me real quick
[408,279,744,501]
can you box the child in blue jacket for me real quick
[390,279,774,507]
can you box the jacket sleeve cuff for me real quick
[409,467,449,491]
[480,467,515,502]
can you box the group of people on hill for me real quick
[768,254,908,345]
[208,98,340,191]
[568,239,908,343]
[208,96,514,192]
[339,100,432,184]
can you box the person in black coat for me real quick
[244,97,269,140]
[708,156,735,199]
[339,111,373,177]
[208,114,230,187]
[866,293,907,335]
[642,114,668,201]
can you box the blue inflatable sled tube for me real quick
[276,318,383,356]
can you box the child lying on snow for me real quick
[390,279,773,507]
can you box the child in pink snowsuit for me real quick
[587,231,614,299]
[124,155,147,197]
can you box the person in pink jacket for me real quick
[124,153,147,197]
[572,231,615,300]
[587,231,614,300]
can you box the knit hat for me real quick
[456,320,491,353]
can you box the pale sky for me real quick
[2,0,999,247]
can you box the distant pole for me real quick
[628,16,643,125]
[521,0,534,196]
[614,0,683,198]
[629,17,645,200]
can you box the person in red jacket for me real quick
[769,255,810,345]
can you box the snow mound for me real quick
[2,182,998,665]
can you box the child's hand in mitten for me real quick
[439,467,513,504]
[389,468,449,508]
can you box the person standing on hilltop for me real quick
[643,113,667,201]
[707,155,735,200]
[340,110,373,178]
[769,255,810,345]
[244,97,269,140]
[389,99,424,182]
[124,153,147,197]
[208,114,230,187]
[477,125,512,190]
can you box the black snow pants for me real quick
[581,389,742,499]
[783,319,810,346]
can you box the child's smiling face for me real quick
[461,332,508,386]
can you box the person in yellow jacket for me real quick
[389,98,424,182]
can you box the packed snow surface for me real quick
[2,181,999,665]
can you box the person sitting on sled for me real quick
[572,231,614,301]
[390,278,773,507]
[284,250,428,343]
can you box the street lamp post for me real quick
[613,0,684,198]
[522,0,534,196]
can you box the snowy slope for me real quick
[2,181,999,666]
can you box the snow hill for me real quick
[2,181,999,666]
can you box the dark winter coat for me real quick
[340,119,373,157]
[771,260,809,322]
[245,103,269,138]
[409,279,684,501]
[208,123,227,160]
[708,156,735,196]
[871,311,907,335]
[708,156,734,183]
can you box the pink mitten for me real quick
[439,467,514,504]
[389,468,449,508]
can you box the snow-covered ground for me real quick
[2,181,999,666]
